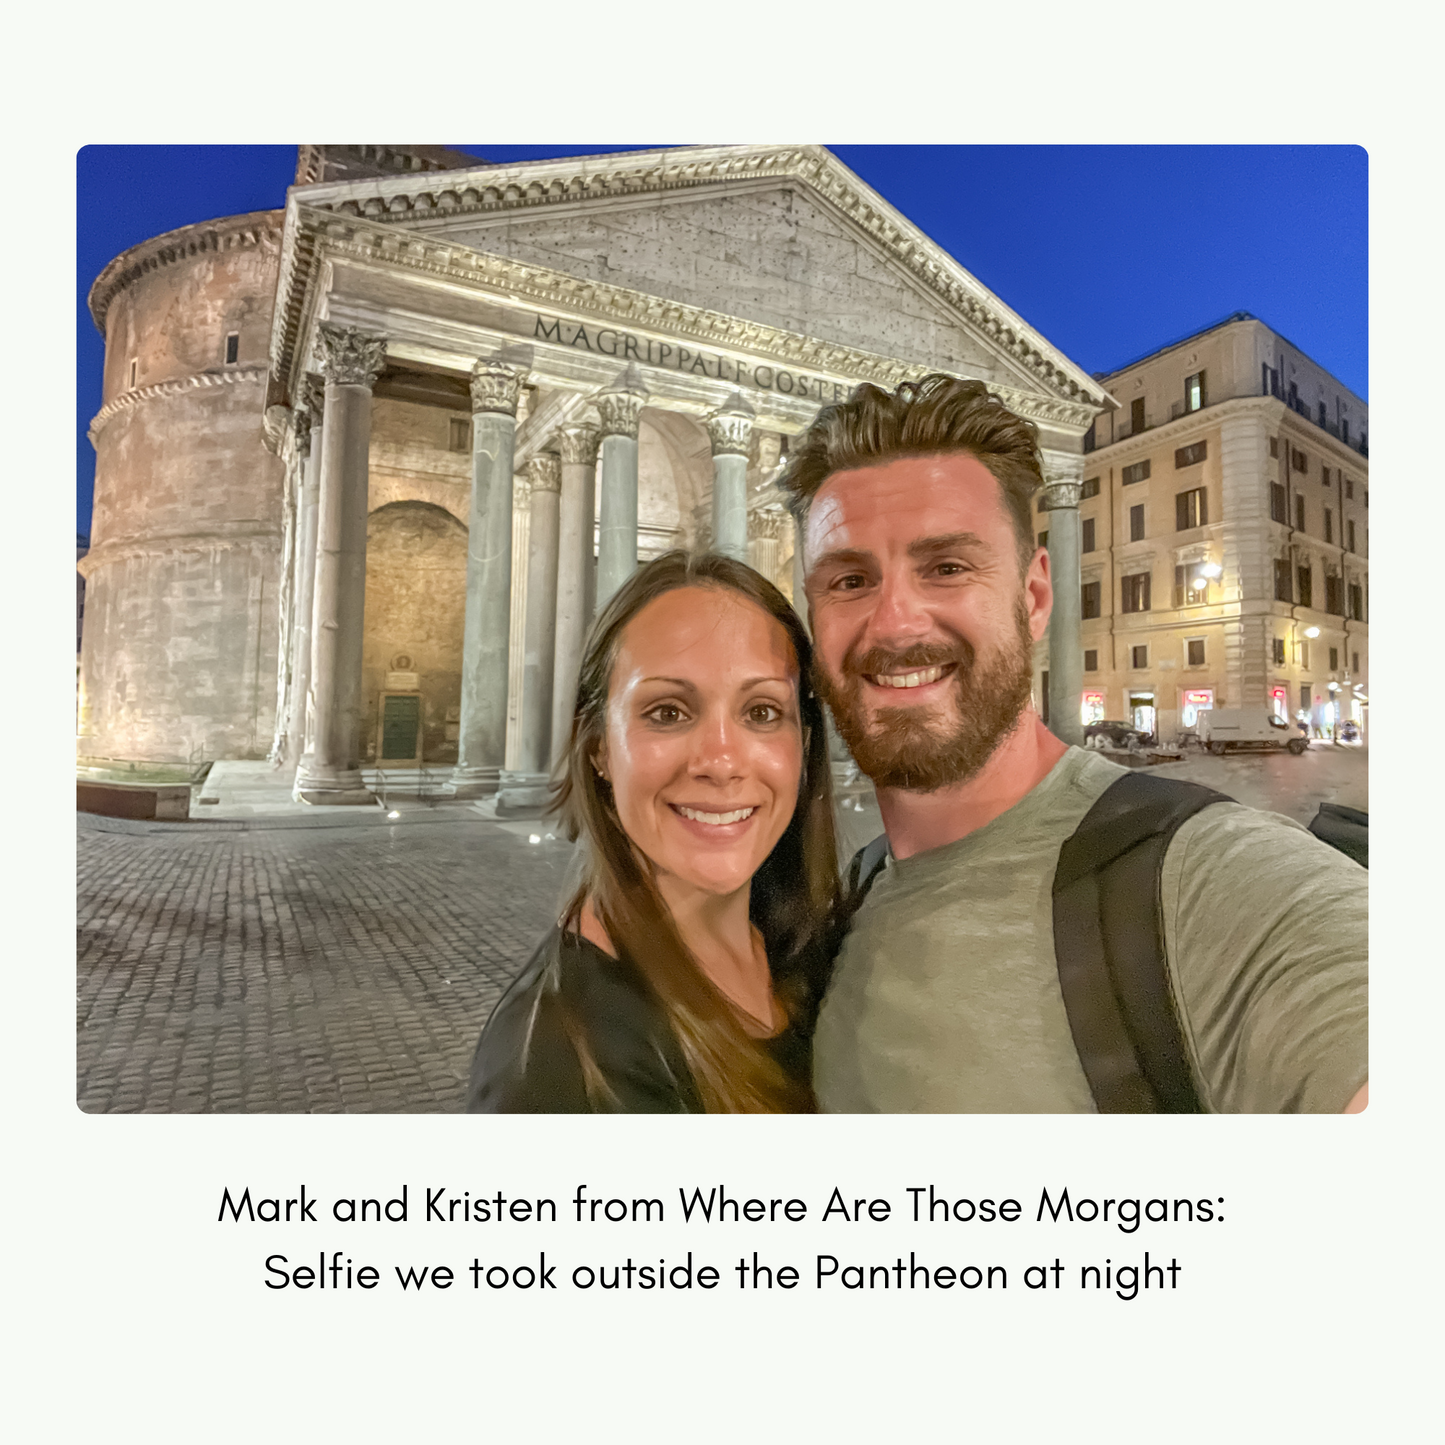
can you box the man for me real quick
[778,375,1367,1113]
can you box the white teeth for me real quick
[873,665,945,689]
[675,805,757,826]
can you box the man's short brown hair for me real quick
[777,374,1044,570]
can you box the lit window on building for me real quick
[1184,371,1206,413]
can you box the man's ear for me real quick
[1024,545,1054,642]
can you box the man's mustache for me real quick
[843,641,972,679]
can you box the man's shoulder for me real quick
[1166,795,1362,881]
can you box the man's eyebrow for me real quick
[809,546,875,571]
[907,531,988,558]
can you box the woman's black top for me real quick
[465,927,814,1113]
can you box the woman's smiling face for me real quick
[597,585,804,902]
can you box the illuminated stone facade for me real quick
[81,144,1109,790]
[1064,312,1368,741]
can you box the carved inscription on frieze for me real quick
[532,314,851,405]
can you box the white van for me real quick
[1197,708,1308,756]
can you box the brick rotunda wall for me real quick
[79,212,285,778]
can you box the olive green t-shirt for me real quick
[813,746,1368,1113]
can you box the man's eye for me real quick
[935,561,970,577]
[833,572,869,591]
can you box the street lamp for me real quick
[1304,626,1321,638]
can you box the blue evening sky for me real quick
[76,143,1367,536]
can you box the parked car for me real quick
[1084,720,1155,750]
[1197,708,1309,755]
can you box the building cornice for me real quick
[281,145,1113,413]
[88,365,270,445]
[1085,393,1369,475]
[270,205,1101,434]
[77,524,281,577]
[88,212,284,336]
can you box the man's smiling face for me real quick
[802,452,1053,792]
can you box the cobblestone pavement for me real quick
[77,812,574,1114]
[77,746,1364,1115]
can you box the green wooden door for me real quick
[381,695,421,761]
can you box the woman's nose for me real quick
[689,713,743,782]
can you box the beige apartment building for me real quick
[1042,311,1368,743]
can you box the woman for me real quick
[466,551,839,1113]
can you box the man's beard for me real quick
[814,599,1037,792]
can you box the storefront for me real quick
[1128,690,1156,739]
[1181,687,1214,729]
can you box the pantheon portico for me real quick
[79,144,1111,799]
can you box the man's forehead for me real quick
[805,453,1011,556]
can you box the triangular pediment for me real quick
[290,145,1109,412]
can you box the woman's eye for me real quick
[747,702,783,725]
[645,704,686,725]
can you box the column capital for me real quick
[471,357,528,416]
[557,421,601,466]
[748,507,789,542]
[526,452,562,494]
[291,406,312,458]
[594,361,649,439]
[706,390,756,457]
[317,323,386,388]
[1040,454,1085,512]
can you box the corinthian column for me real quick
[551,418,600,766]
[498,453,563,813]
[449,356,528,797]
[286,384,324,769]
[294,325,385,804]
[594,362,648,611]
[707,391,755,562]
[1041,457,1084,748]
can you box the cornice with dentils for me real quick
[88,212,283,335]
[274,144,1114,414]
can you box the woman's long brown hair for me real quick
[551,551,839,1113]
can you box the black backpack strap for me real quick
[843,834,891,913]
[1306,803,1368,868]
[1052,772,1232,1114]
